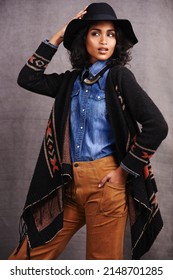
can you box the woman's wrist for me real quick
[49,32,64,47]
[49,22,68,47]
[117,166,129,178]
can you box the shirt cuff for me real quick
[43,39,58,50]
[120,162,140,178]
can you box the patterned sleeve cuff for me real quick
[120,162,140,178]
[26,53,50,72]
[121,139,156,176]
[26,41,57,72]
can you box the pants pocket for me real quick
[99,182,128,217]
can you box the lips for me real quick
[98,48,108,54]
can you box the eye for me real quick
[90,31,100,36]
[107,32,116,37]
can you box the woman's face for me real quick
[86,21,116,64]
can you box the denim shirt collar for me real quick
[81,60,109,89]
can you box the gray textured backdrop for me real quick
[0,0,173,260]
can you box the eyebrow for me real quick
[89,28,116,32]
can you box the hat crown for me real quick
[83,2,117,21]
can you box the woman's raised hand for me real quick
[49,6,88,47]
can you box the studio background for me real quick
[0,0,172,260]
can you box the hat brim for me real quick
[63,18,138,51]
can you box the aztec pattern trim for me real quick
[143,162,155,180]
[130,138,155,164]
[44,104,61,178]
[26,53,50,71]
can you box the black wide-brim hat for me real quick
[63,2,138,51]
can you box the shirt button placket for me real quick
[75,86,89,161]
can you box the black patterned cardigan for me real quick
[16,42,168,259]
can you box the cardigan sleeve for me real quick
[17,41,68,98]
[120,67,168,176]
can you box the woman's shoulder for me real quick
[110,65,134,76]
[63,69,80,78]
[109,65,136,86]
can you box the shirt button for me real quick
[82,109,85,112]
[80,126,83,129]
[97,96,101,99]
[77,145,80,148]
[85,89,88,93]
[74,163,78,167]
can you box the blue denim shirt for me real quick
[43,40,138,175]
[70,60,116,162]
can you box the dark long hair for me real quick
[69,23,133,69]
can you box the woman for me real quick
[9,2,168,260]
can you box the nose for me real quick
[100,34,107,45]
